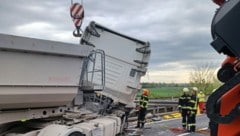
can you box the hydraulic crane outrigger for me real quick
[207,0,240,135]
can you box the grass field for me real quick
[136,87,183,99]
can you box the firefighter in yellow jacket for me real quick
[197,91,206,113]
[136,89,149,128]
[187,87,199,132]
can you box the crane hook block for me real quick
[70,3,84,37]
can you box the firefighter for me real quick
[197,91,206,113]
[178,87,191,130]
[136,89,149,128]
[188,87,199,133]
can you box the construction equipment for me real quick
[70,0,84,37]
[206,0,240,136]
[0,21,151,136]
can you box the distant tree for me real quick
[189,63,222,94]
[141,82,158,88]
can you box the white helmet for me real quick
[192,87,198,91]
[183,88,189,93]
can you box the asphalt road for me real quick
[126,114,210,136]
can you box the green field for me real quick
[136,87,183,99]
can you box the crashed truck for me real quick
[0,21,151,136]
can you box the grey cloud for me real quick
[0,0,224,82]
[148,30,225,71]
[0,1,73,35]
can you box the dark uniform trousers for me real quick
[188,110,196,132]
[187,95,198,132]
[181,109,189,128]
[178,94,191,129]
[137,108,147,128]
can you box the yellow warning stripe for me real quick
[171,113,181,116]
[171,113,181,118]
[162,112,182,119]
[163,115,172,120]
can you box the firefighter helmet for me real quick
[183,88,189,93]
[143,89,149,96]
[192,87,198,91]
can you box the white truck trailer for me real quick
[0,21,151,136]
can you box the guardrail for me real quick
[130,99,178,118]
[134,99,178,104]
[126,100,179,123]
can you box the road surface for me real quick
[126,114,210,136]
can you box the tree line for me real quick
[141,82,189,88]
[142,63,223,95]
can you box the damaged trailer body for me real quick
[0,21,151,136]
[0,33,93,124]
[81,22,151,108]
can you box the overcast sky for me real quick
[0,0,225,83]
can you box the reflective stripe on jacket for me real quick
[140,94,149,109]
[188,95,199,111]
[178,94,191,110]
